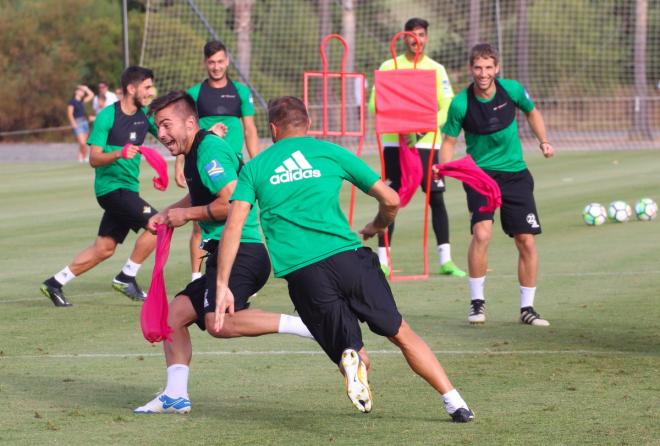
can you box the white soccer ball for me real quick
[582,203,607,226]
[634,198,657,221]
[607,201,632,223]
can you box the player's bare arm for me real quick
[89,144,139,168]
[165,180,236,228]
[525,108,554,158]
[214,200,251,331]
[242,115,259,158]
[359,180,400,240]
[439,134,458,164]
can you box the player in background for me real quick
[41,67,159,307]
[134,91,312,414]
[176,40,260,282]
[439,43,554,326]
[369,17,465,277]
[213,96,474,422]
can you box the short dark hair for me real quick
[120,66,154,94]
[404,17,429,32]
[204,40,227,59]
[469,43,500,66]
[98,81,108,88]
[267,96,309,130]
[148,90,198,120]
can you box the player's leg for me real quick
[463,181,496,324]
[75,132,88,163]
[203,242,313,339]
[285,253,371,413]
[418,148,465,277]
[377,145,400,273]
[345,247,473,421]
[500,169,548,326]
[134,292,200,414]
[108,191,158,300]
[40,205,122,307]
[189,222,204,281]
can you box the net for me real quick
[140,0,660,152]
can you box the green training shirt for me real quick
[192,132,261,243]
[87,102,158,197]
[187,80,255,157]
[231,136,380,277]
[442,78,534,172]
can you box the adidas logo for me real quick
[269,150,321,185]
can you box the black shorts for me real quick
[178,241,271,331]
[96,189,158,243]
[285,247,402,364]
[383,146,445,193]
[464,168,542,237]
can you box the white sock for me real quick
[164,364,189,399]
[377,247,389,266]
[121,259,141,277]
[520,286,536,308]
[278,314,314,339]
[442,388,469,414]
[437,243,451,265]
[54,266,76,286]
[469,276,486,301]
[191,272,202,281]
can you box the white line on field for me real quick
[2,270,659,305]
[1,349,652,360]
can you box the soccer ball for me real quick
[607,201,632,223]
[582,203,607,226]
[634,198,657,221]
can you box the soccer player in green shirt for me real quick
[439,43,555,326]
[175,40,260,283]
[134,91,312,414]
[369,17,465,277]
[213,96,474,422]
[41,67,160,307]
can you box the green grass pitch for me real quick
[0,150,658,445]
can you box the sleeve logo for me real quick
[205,160,225,178]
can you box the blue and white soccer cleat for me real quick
[340,349,372,413]
[133,394,191,414]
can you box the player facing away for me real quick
[439,43,555,326]
[175,40,260,282]
[213,96,474,422]
[41,67,160,307]
[369,17,465,278]
[134,91,312,414]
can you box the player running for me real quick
[439,43,554,326]
[134,91,312,414]
[213,96,474,422]
[41,67,159,307]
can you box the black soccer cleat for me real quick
[112,273,147,301]
[468,299,486,324]
[40,282,72,307]
[450,407,475,423]
[520,306,550,326]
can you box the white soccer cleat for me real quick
[520,307,550,326]
[468,299,486,324]
[133,394,191,414]
[340,349,372,413]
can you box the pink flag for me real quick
[397,135,423,207]
[433,155,502,212]
[141,224,174,343]
[121,144,169,191]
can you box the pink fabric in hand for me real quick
[397,135,424,207]
[433,155,502,213]
[141,224,174,343]
[121,144,169,191]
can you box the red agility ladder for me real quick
[374,31,439,282]
[303,34,366,226]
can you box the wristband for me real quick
[206,204,219,222]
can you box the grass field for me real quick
[0,150,659,445]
